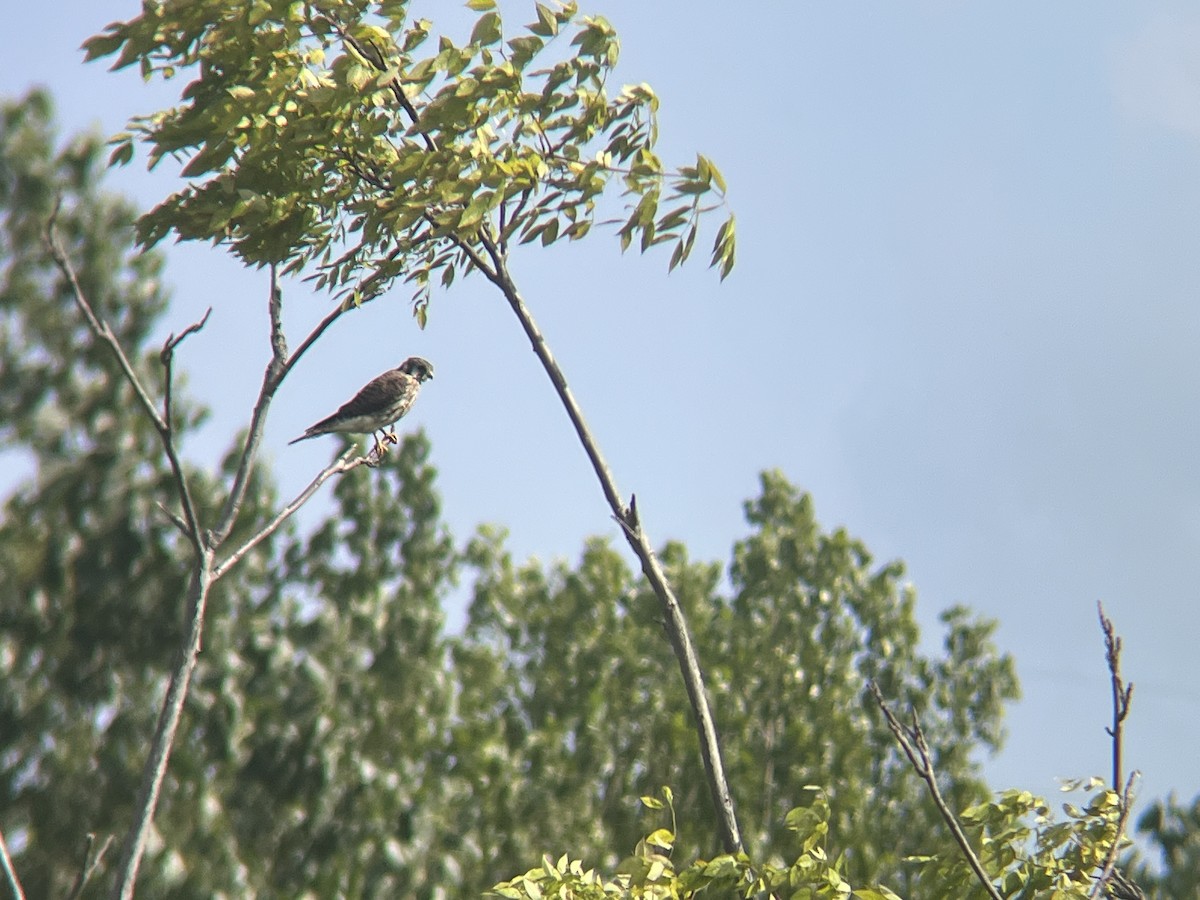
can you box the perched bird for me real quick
[289,356,434,455]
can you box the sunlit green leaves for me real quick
[711,213,736,280]
[493,791,900,898]
[84,0,736,317]
[905,782,1126,898]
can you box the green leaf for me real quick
[466,0,496,9]
[80,27,124,62]
[179,141,234,178]
[530,3,559,37]
[469,11,502,47]
[107,139,135,168]
[645,828,674,849]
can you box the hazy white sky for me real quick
[3,0,1198,832]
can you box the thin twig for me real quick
[0,825,25,900]
[1089,604,1140,900]
[869,682,1004,900]
[155,308,212,546]
[155,502,190,536]
[44,202,167,433]
[65,833,114,900]
[1098,603,1133,793]
[1090,771,1139,900]
[210,266,289,544]
[46,208,209,554]
[160,308,211,443]
[212,447,366,580]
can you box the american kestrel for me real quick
[289,356,434,455]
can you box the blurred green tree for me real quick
[0,87,197,897]
[448,471,1019,894]
[1129,794,1200,900]
[0,90,458,898]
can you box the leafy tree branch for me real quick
[86,0,744,855]
[42,224,379,897]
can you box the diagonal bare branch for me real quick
[870,681,1004,900]
[0,825,25,900]
[212,446,368,581]
[46,205,208,554]
[109,559,214,900]
[65,833,114,900]
[449,223,743,854]
[211,266,290,544]
[44,202,167,433]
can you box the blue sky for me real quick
[3,0,1199,836]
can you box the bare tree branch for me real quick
[46,207,209,555]
[160,307,212,436]
[154,308,212,546]
[1098,603,1134,793]
[869,682,1004,900]
[40,250,364,897]
[210,266,289,544]
[0,826,25,900]
[45,202,219,900]
[444,223,744,854]
[155,501,190,537]
[1090,604,1141,900]
[46,174,405,898]
[212,446,368,581]
[109,561,214,900]
[44,203,167,433]
[65,833,114,900]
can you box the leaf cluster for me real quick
[493,779,1140,900]
[84,0,736,323]
[490,787,902,899]
[905,779,1131,898]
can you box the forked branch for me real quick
[869,682,1004,900]
[1090,604,1143,900]
[65,833,114,900]
[46,222,383,898]
[46,203,208,555]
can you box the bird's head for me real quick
[399,356,435,382]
